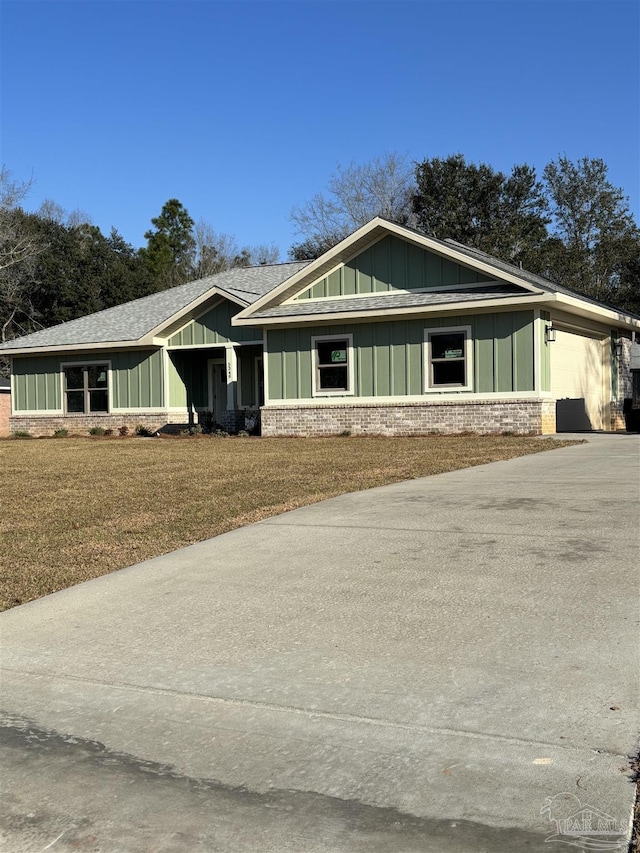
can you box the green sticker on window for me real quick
[331,350,346,363]
[444,349,463,359]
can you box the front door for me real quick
[209,359,227,424]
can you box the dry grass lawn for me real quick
[1,434,575,611]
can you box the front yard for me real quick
[1,434,574,611]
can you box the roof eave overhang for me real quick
[550,293,640,330]
[1,340,160,357]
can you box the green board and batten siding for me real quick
[294,235,494,300]
[266,312,535,400]
[12,350,164,411]
[168,300,262,347]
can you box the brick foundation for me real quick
[261,399,557,437]
[9,411,187,438]
[8,408,258,437]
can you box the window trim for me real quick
[424,325,473,392]
[311,333,355,397]
[61,361,112,414]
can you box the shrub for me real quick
[11,430,32,439]
[103,428,114,436]
[135,424,154,437]
[53,428,69,438]
[339,429,352,437]
[213,428,229,437]
[118,425,129,436]
[237,430,250,438]
[182,424,203,436]
[89,427,106,436]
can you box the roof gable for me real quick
[234,218,544,321]
[0,262,309,354]
[234,218,640,330]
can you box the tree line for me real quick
[1,152,638,364]
[0,173,278,349]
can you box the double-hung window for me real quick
[312,334,354,396]
[424,326,472,391]
[64,364,109,413]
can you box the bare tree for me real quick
[0,168,44,347]
[290,152,416,258]
[38,198,92,229]
[194,218,279,278]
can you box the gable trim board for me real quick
[3,217,638,436]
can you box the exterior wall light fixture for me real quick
[545,324,557,343]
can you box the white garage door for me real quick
[551,328,606,431]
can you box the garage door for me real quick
[551,328,606,431]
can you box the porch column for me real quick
[225,345,237,411]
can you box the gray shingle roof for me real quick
[249,285,524,319]
[0,262,309,351]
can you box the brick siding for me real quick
[8,408,258,437]
[612,337,634,430]
[0,391,10,437]
[262,399,557,437]
[8,411,187,437]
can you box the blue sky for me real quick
[2,0,638,259]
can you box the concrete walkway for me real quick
[1,434,639,852]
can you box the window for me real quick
[312,335,354,396]
[425,326,472,391]
[64,364,109,413]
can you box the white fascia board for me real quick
[3,341,160,356]
[550,293,640,330]
[233,294,546,326]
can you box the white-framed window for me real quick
[311,333,354,396]
[424,326,473,392]
[62,363,110,413]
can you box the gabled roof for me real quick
[0,262,310,353]
[234,218,640,330]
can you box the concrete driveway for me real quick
[1,434,638,852]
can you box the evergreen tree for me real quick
[540,156,640,307]
[412,154,549,267]
[142,198,196,288]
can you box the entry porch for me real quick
[167,343,264,433]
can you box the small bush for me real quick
[237,430,250,438]
[11,430,32,439]
[89,426,106,436]
[213,428,229,437]
[135,424,154,437]
[103,428,114,436]
[118,425,129,436]
[339,429,352,437]
[53,429,69,438]
[182,424,203,436]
